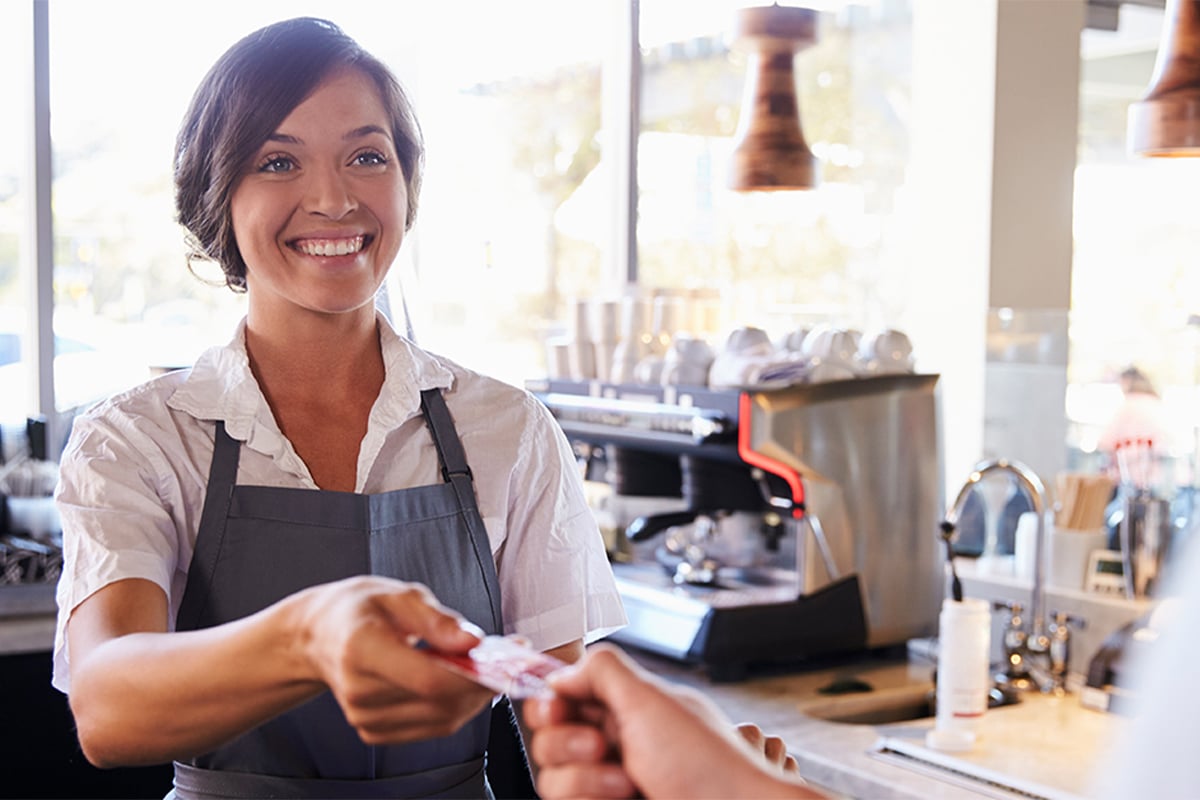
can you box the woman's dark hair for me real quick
[174,17,423,291]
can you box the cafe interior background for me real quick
[6,0,1199,485]
[3,0,1200,796]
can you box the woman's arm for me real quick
[543,639,584,664]
[67,575,496,767]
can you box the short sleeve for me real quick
[491,394,626,651]
[51,407,196,693]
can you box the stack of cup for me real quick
[650,293,686,356]
[591,299,620,383]
[567,298,596,381]
[545,338,571,379]
[611,293,652,384]
[631,293,685,385]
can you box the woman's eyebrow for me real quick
[261,126,389,146]
[345,124,390,141]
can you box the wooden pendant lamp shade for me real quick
[1128,0,1200,157]
[728,4,819,191]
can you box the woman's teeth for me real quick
[295,235,365,256]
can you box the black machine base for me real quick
[610,569,869,682]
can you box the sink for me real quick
[799,683,935,725]
[800,682,1023,726]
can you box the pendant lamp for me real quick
[1128,0,1200,157]
[728,4,819,191]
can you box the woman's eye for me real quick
[353,150,388,167]
[258,155,295,173]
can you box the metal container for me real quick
[739,373,945,646]
[1119,491,1173,598]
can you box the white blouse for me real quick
[52,314,625,691]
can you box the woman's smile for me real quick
[290,233,371,258]
[290,235,364,256]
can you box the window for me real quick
[1069,4,1200,465]
[0,3,32,428]
[363,3,610,385]
[636,1,912,342]
[22,0,1190,478]
[14,0,920,428]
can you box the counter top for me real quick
[0,583,57,656]
[625,645,1127,800]
[2,585,1127,798]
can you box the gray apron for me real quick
[170,389,534,799]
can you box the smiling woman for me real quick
[50,16,624,799]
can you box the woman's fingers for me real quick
[369,580,484,653]
[347,694,489,744]
[297,576,497,744]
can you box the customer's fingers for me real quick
[737,721,766,749]
[737,721,801,774]
[527,722,608,767]
[546,644,662,710]
[523,694,573,728]
[537,763,638,800]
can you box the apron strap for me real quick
[419,389,538,799]
[418,389,502,631]
[420,388,473,483]
[177,420,240,631]
[487,696,539,800]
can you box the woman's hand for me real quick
[293,575,498,745]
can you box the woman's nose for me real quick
[302,165,356,219]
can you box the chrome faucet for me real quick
[942,458,1071,694]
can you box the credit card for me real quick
[428,635,568,699]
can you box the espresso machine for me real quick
[528,373,945,680]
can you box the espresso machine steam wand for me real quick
[750,468,840,582]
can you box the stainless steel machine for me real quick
[529,373,945,680]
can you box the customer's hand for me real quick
[523,644,827,799]
[295,576,496,745]
[737,722,803,775]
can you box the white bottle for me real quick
[926,597,992,752]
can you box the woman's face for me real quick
[231,66,407,320]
